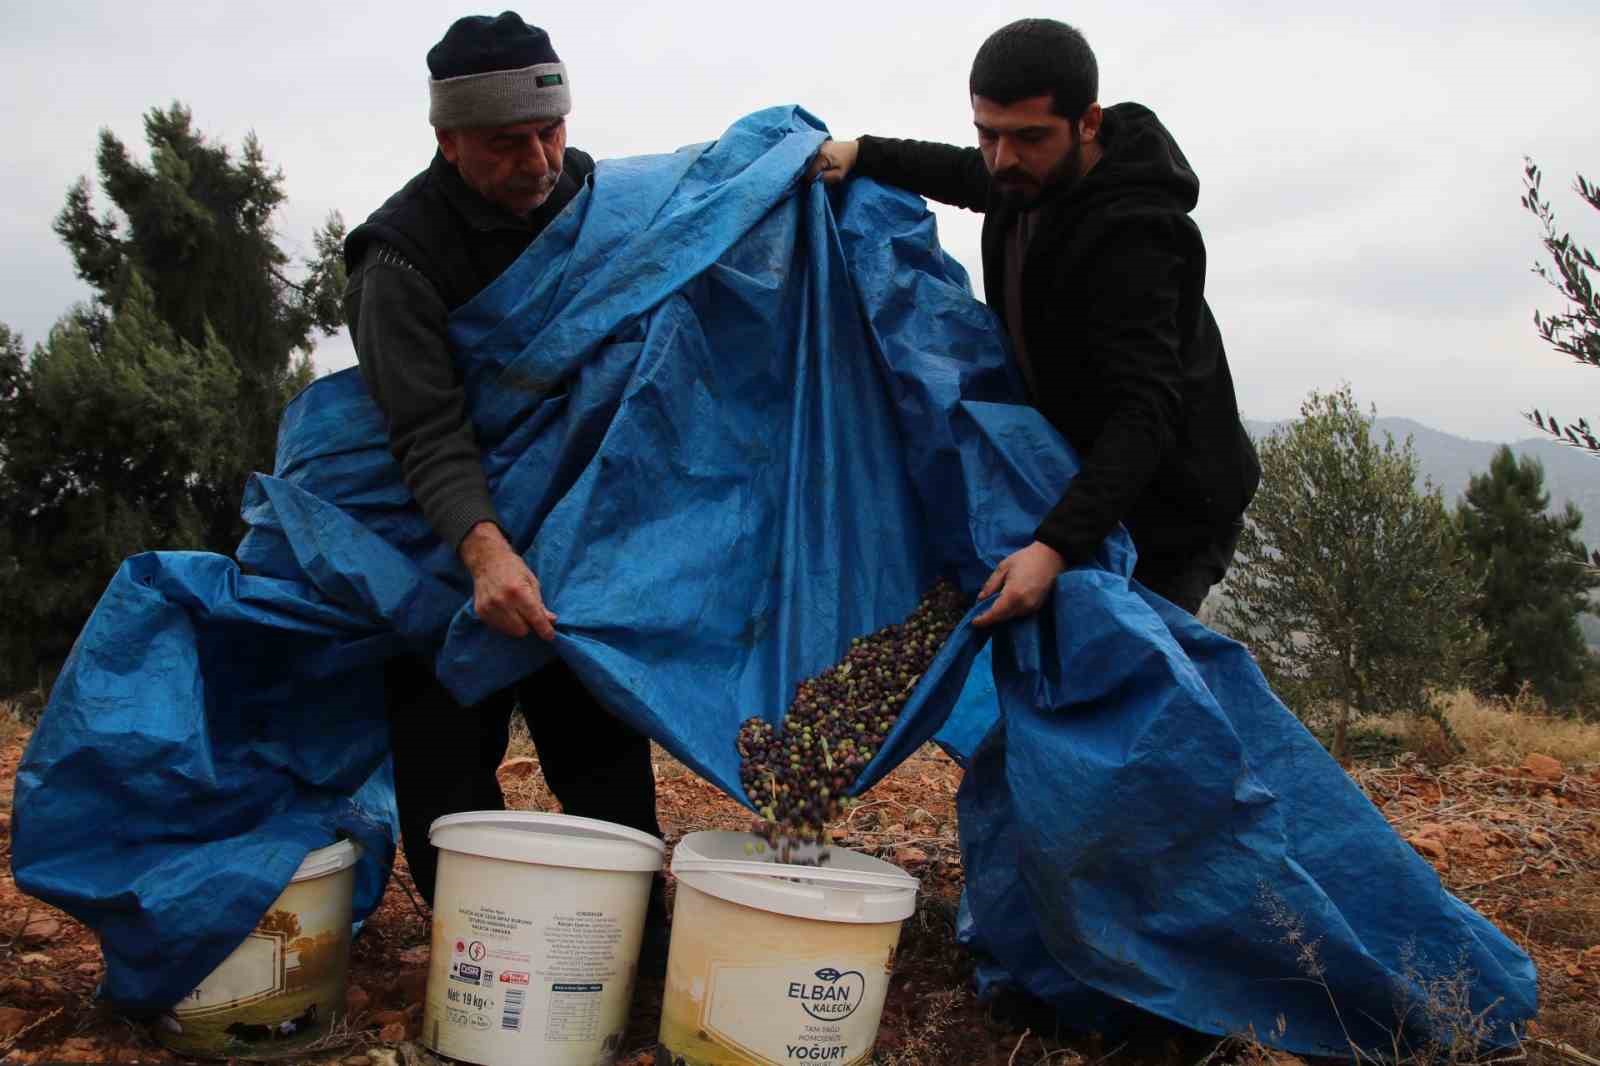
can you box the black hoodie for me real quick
[856,103,1259,568]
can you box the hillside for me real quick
[1245,417,1600,536]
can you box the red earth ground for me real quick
[1,726,1595,1066]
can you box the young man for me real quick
[811,19,1259,619]
[341,14,665,948]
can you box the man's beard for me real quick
[993,137,1083,204]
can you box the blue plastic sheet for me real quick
[13,107,1533,1052]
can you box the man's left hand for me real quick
[973,541,1067,627]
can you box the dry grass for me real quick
[1365,689,1600,767]
[0,698,26,743]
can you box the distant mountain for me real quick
[1243,417,1600,536]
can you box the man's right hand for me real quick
[805,138,860,184]
[459,522,558,641]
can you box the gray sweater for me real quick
[344,244,498,551]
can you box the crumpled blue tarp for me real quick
[12,106,1533,1053]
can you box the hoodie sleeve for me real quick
[855,136,992,213]
[1033,231,1186,564]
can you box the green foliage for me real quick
[1456,446,1599,706]
[0,102,343,693]
[0,281,241,688]
[1219,385,1482,760]
[51,102,345,546]
[1522,160,1600,465]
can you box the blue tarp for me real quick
[13,107,1534,1053]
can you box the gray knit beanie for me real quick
[427,12,571,128]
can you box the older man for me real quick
[342,13,664,935]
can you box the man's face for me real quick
[437,116,568,216]
[973,94,1082,204]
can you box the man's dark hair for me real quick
[969,19,1098,121]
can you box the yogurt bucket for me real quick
[658,831,918,1066]
[155,839,360,1059]
[422,811,665,1066]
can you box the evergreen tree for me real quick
[1219,386,1481,760]
[0,280,241,688]
[0,103,342,692]
[1456,446,1598,704]
[51,102,343,546]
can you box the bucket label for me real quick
[425,863,648,1066]
[699,958,887,1066]
[158,872,353,1060]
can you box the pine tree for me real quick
[1456,446,1598,704]
[51,102,344,547]
[0,278,242,689]
[1219,386,1481,760]
[1,102,342,692]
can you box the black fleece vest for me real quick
[344,147,596,311]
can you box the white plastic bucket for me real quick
[422,811,665,1066]
[658,831,918,1066]
[155,839,361,1060]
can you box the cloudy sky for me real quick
[2,1,1596,440]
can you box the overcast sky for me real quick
[2,1,1596,441]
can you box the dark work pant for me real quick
[1132,520,1243,615]
[385,653,662,904]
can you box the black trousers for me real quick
[385,653,662,904]
[1132,520,1243,615]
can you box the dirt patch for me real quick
[2,729,1597,1064]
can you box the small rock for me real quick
[0,1006,32,1040]
[52,1038,102,1063]
[894,847,928,865]
[379,1021,408,1043]
[1523,753,1563,781]
[17,916,61,945]
[347,984,372,1015]
[1407,835,1448,862]
[1452,825,1488,850]
[498,756,539,779]
[397,944,430,965]
[1411,821,1448,840]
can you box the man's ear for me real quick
[435,127,459,164]
[1079,102,1104,144]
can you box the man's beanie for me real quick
[427,12,571,128]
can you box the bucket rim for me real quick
[429,810,666,855]
[291,839,361,882]
[670,831,918,923]
[671,856,917,892]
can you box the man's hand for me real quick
[973,541,1067,628]
[805,138,860,184]
[459,522,558,641]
